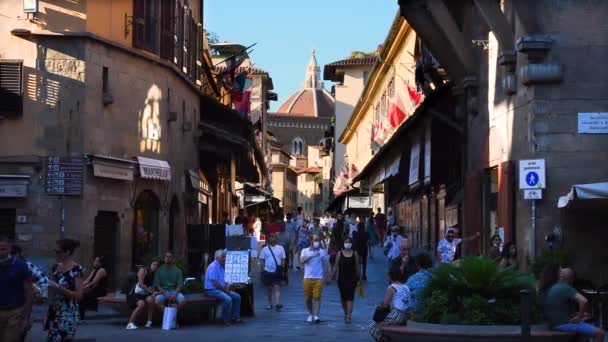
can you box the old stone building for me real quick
[395,0,608,281]
[0,0,265,286]
[268,50,334,217]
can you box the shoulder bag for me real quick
[267,245,287,281]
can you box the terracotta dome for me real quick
[277,49,335,117]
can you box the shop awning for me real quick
[0,174,30,197]
[90,155,136,181]
[136,157,171,181]
[558,182,608,208]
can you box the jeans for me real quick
[205,289,241,321]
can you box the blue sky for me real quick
[204,1,398,111]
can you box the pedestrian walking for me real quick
[295,221,310,271]
[259,233,286,311]
[153,251,185,327]
[45,238,84,342]
[436,227,480,264]
[286,213,298,270]
[332,214,346,247]
[366,216,378,260]
[374,208,387,244]
[384,226,404,267]
[204,250,242,325]
[11,244,49,302]
[0,236,33,342]
[300,234,329,323]
[333,238,360,324]
[126,260,159,330]
[79,256,108,320]
[368,267,411,342]
[354,221,369,281]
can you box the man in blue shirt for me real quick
[0,235,33,342]
[204,250,242,325]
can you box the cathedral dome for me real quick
[276,49,335,117]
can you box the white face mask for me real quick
[313,241,320,249]
[344,243,352,249]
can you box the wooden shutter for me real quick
[174,1,184,68]
[160,0,174,60]
[497,160,514,242]
[0,61,23,117]
[132,0,145,49]
[189,12,197,80]
[195,24,202,83]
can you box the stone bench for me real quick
[381,321,576,342]
[98,293,220,324]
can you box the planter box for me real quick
[382,321,575,342]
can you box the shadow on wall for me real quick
[36,0,87,32]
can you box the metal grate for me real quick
[0,61,23,116]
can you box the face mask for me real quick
[313,241,320,249]
[344,243,352,249]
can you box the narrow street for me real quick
[26,252,388,342]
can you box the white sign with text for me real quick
[519,159,546,189]
[578,112,608,133]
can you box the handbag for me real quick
[266,245,287,281]
[373,304,390,322]
[162,306,177,330]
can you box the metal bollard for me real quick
[520,289,531,342]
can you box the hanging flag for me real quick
[387,92,407,129]
[407,84,423,108]
[233,88,251,119]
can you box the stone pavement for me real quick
[26,250,389,342]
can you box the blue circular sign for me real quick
[526,171,539,187]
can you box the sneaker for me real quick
[145,321,153,328]
[306,315,313,323]
[126,323,138,330]
[313,316,321,324]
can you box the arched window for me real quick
[292,137,304,155]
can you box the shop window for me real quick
[133,190,160,266]
[0,61,23,117]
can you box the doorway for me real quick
[0,209,16,240]
[482,167,499,256]
[94,211,118,290]
[133,190,160,266]
[169,196,179,253]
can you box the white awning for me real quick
[137,156,171,181]
[557,182,608,208]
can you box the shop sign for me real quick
[198,192,208,204]
[578,112,608,133]
[409,139,421,186]
[137,157,171,181]
[45,156,84,195]
[0,182,28,197]
[519,159,546,189]
[93,162,134,181]
[348,196,371,208]
[245,195,266,203]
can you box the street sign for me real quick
[519,159,546,189]
[524,189,543,200]
[45,156,85,195]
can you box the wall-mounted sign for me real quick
[198,192,208,204]
[93,161,134,181]
[524,189,543,200]
[137,156,171,181]
[23,0,38,13]
[348,196,371,209]
[578,112,608,134]
[0,181,28,197]
[519,159,546,189]
[224,250,249,284]
[45,156,84,195]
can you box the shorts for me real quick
[302,279,323,300]
[155,290,185,304]
[261,271,282,287]
[554,322,598,337]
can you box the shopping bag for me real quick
[357,282,364,298]
[162,306,177,330]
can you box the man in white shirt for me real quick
[384,225,404,267]
[259,233,286,311]
[436,227,480,264]
[300,234,329,324]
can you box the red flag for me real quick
[407,84,422,107]
[233,89,251,118]
[387,96,406,129]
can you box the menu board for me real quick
[224,250,249,284]
[45,156,85,195]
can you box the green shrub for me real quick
[417,256,537,325]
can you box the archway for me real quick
[132,190,160,266]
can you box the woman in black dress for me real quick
[333,238,361,324]
[79,256,108,320]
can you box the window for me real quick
[102,66,109,94]
[0,61,23,117]
[292,137,304,155]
